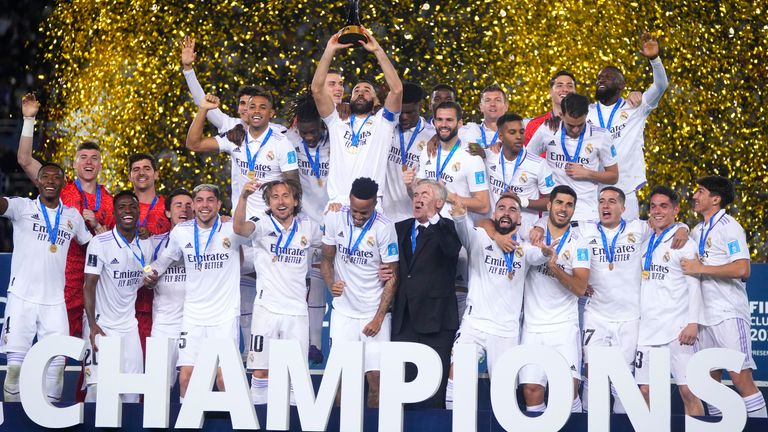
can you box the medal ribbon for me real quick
[500,147,525,192]
[245,128,274,172]
[75,179,101,211]
[504,234,519,275]
[699,210,726,256]
[643,224,676,272]
[302,139,323,181]
[597,219,626,267]
[38,198,63,248]
[140,195,158,228]
[193,216,220,269]
[153,233,170,260]
[347,210,376,258]
[479,126,499,149]
[349,114,372,148]
[399,118,423,167]
[269,216,298,260]
[115,229,146,268]
[546,225,571,256]
[560,123,586,163]
[597,98,623,129]
[436,139,461,181]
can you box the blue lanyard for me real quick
[560,123,586,163]
[193,216,219,269]
[349,114,372,148]
[597,98,623,129]
[500,148,525,191]
[75,179,101,211]
[399,118,422,166]
[699,211,726,256]
[153,233,170,260]
[115,229,146,268]
[436,140,461,181]
[244,128,273,172]
[479,125,498,149]
[302,139,323,180]
[597,219,626,266]
[643,225,676,272]
[269,216,298,260]
[546,226,571,256]
[38,198,62,247]
[140,195,158,228]
[347,210,376,257]
[504,234,519,275]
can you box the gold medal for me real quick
[641,270,650,280]
[49,244,57,253]
[507,272,514,280]
[349,146,359,154]
[401,165,408,172]
[317,178,324,187]
[608,262,614,271]
[272,256,278,262]
[143,265,152,273]
[247,170,257,180]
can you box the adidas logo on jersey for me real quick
[232,146,241,153]
[31,214,40,220]
[110,258,120,265]
[184,243,193,249]
[485,245,494,251]
[490,165,496,170]
[547,140,556,146]
[338,231,344,238]
[589,239,598,245]
[268,231,278,237]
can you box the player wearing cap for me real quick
[320,178,399,407]
[681,176,766,417]
[82,191,154,402]
[459,84,508,149]
[1,163,92,403]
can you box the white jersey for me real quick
[2,197,91,305]
[383,117,435,222]
[322,207,399,318]
[249,214,322,316]
[84,229,154,332]
[285,128,330,226]
[587,57,668,193]
[582,219,650,322]
[524,228,590,329]
[459,121,500,149]
[216,127,298,219]
[323,108,397,203]
[150,233,185,327]
[150,219,248,326]
[690,210,751,325]
[416,141,488,219]
[527,124,617,221]
[455,215,547,337]
[483,147,555,225]
[638,232,702,345]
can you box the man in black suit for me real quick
[391,178,462,409]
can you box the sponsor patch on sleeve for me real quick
[545,174,554,188]
[287,151,297,164]
[387,242,399,256]
[87,254,98,267]
[727,240,741,255]
[610,145,617,158]
[474,171,486,185]
[577,248,589,262]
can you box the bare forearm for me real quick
[83,278,98,326]
[452,194,489,214]
[551,266,587,296]
[588,168,618,184]
[700,260,750,279]
[527,196,549,211]
[320,249,336,288]
[17,132,41,181]
[374,267,397,319]
[374,48,402,111]
[186,109,209,150]
[232,196,253,237]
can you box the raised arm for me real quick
[449,190,491,215]
[359,28,402,114]
[312,33,351,118]
[17,93,43,181]
[185,94,224,153]
[638,32,668,108]
[180,36,230,129]
[233,181,258,237]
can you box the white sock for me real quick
[707,403,722,416]
[581,378,589,412]
[611,384,626,414]
[571,396,583,413]
[3,352,24,402]
[445,378,454,410]
[85,385,97,402]
[527,403,546,413]
[250,377,269,405]
[45,356,66,403]
[744,392,768,418]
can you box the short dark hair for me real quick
[432,83,456,95]
[113,190,139,206]
[696,175,735,208]
[350,177,378,200]
[648,185,679,206]
[480,84,506,100]
[289,92,321,124]
[561,93,590,118]
[128,153,157,171]
[496,113,524,130]
[37,162,65,178]
[262,179,302,216]
[165,188,193,212]
[549,70,577,88]
[402,82,426,104]
[600,186,626,205]
[327,68,343,77]
[353,79,377,93]
[434,101,463,120]
[76,141,101,152]
[550,185,578,204]
[497,192,522,209]
[236,85,275,108]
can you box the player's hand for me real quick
[486,142,502,155]
[494,232,520,254]
[325,31,353,52]
[537,237,558,257]
[639,31,659,60]
[565,163,591,181]
[143,269,159,286]
[358,26,381,53]
[377,264,393,282]
[82,209,98,228]
[468,142,485,158]
[626,91,643,108]
[219,215,232,223]
[331,280,345,297]
[671,226,689,250]
[325,202,342,214]
[180,35,196,70]
[426,135,439,158]
[241,179,261,198]
[226,124,246,146]
[449,200,467,217]
[137,226,150,240]
[584,284,595,297]
[22,93,40,117]
[200,94,220,111]
[90,324,106,352]
[402,167,416,188]
[680,256,703,276]
[337,102,351,121]
[362,315,384,337]
[529,226,545,245]
[678,323,698,345]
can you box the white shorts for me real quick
[455,247,468,288]
[177,318,239,367]
[582,314,639,367]
[699,318,756,370]
[81,321,143,387]
[451,319,519,376]
[0,292,68,354]
[635,340,699,385]
[329,311,391,372]
[247,304,309,370]
[519,322,581,386]
[151,323,181,374]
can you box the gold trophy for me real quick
[338,0,368,46]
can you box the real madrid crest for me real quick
[627,233,636,243]
[620,111,629,121]
[417,141,426,151]
[663,251,670,262]
[223,237,231,249]
[515,248,524,258]
[452,162,461,172]
[519,172,528,183]
[585,143,594,154]
[563,250,571,260]
[301,236,308,247]
[706,238,712,248]
[366,236,375,247]
[266,150,275,161]
[67,220,73,230]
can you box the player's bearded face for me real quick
[434,108,460,142]
[548,194,576,228]
[493,198,520,235]
[268,184,297,222]
[350,84,375,115]
[114,196,140,232]
[595,68,623,101]
[193,191,221,226]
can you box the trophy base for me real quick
[338,25,368,46]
